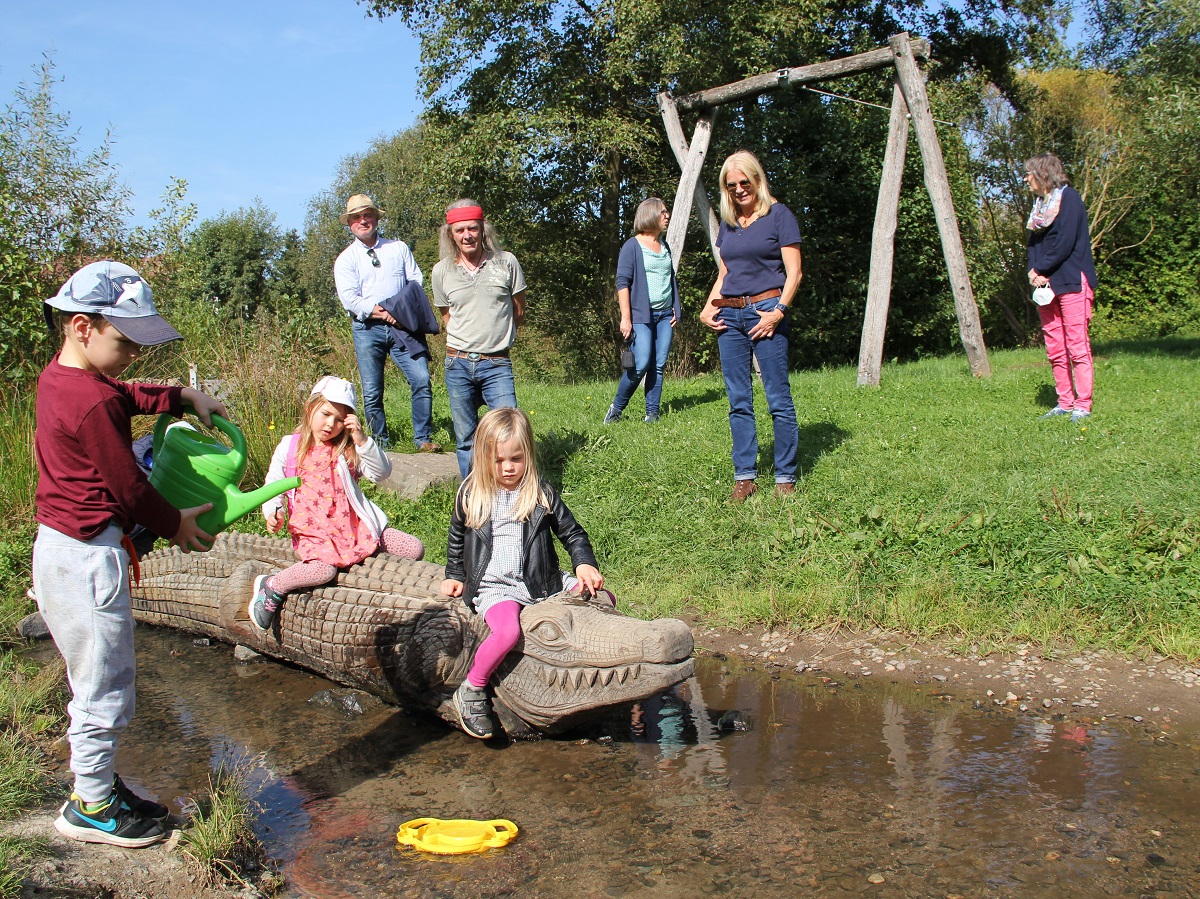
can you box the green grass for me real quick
[373,338,1200,659]
[179,757,277,892]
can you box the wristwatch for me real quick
[773,302,790,316]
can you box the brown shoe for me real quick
[774,482,796,497]
[729,479,757,504]
[418,442,442,453]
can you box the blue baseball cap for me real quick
[45,261,183,346]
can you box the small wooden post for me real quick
[665,108,717,274]
[890,33,990,378]
[857,80,909,387]
[658,93,721,268]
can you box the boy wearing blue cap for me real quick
[32,261,227,848]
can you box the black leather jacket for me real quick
[445,479,599,611]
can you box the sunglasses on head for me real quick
[366,248,380,268]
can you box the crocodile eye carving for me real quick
[526,617,568,648]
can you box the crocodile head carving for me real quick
[491,593,695,733]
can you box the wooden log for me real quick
[889,33,991,378]
[657,92,721,269]
[857,80,909,388]
[665,108,717,274]
[673,38,930,113]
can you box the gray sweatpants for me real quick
[32,523,136,803]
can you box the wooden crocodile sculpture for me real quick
[130,532,695,737]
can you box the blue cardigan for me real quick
[615,236,682,324]
[1027,185,1097,296]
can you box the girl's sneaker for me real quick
[250,575,282,631]
[453,682,495,739]
[55,792,167,848]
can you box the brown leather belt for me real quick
[446,347,510,361]
[712,288,782,309]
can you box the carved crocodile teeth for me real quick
[600,669,615,686]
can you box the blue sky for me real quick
[1,0,422,234]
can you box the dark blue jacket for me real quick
[615,236,682,324]
[1027,186,1097,295]
[379,280,440,357]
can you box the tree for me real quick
[175,202,288,319]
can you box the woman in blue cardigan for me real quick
[1026,153,1098,423]
[604,198,682,424]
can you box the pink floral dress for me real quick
[288,443,378,567]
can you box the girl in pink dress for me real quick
[250,376,424,631]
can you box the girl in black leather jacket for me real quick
[441,408,608,738]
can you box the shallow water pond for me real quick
[112,628,1200,897]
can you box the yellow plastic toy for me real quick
[396,817,518,855]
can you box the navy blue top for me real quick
[615,236,682,324]
[1027,185,1097,295]
[716,202,802,297]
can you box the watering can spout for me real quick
[148,413,301,540]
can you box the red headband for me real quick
[446,205,485,224]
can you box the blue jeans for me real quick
[444,354,518,478]
[715,300,799,483]
[350,320,434,449]
[611,308,675,417]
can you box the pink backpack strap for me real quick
[281,432,301,514]
[284,432,301,479]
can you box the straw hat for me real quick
[339,194,385,225]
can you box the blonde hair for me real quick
[459,407,548,529]
[718,150,776,226]
[294,393,359,473]
[438,198,503,261]
[633,197,668,236]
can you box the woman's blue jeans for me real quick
[350,319,434,449]
[715,301,799,483]
[444,354,518,479]
[611,308,675,417]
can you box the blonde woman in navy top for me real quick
[605,198,682,424]
[700,151,803,503]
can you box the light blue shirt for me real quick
[333,235,423,322]
[640,243,674,310]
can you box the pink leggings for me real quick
[267,528,424,598]
[466,601,523,689]
[1038,274,1094,413]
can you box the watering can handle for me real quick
[152,413,171,457]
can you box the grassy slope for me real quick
[382,338,1200,658]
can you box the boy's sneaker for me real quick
[114,774,170,821]
[643,413,660,423]
[453,682,495,740]
[603,405,622,425]
[1040,406,1071,419]
[55,792,167,848]
[1070,410,1091,423]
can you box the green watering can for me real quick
[149,413,300,539]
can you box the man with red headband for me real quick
[432,199,527,478]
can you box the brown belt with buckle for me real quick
[446,347,510,361]
[711,288,782,309]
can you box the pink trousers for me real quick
[1038,274,1094,413]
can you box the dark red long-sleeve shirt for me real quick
[35,355,183,541]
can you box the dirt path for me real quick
[11,624,1200,898]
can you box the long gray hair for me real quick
[438,198,503,261]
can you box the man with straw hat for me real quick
[334,194,441,453]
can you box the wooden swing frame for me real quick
[658,32,990,384]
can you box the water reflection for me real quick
[94,629,1200,897]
